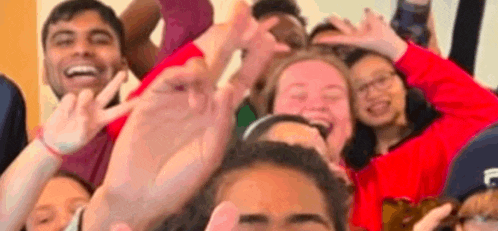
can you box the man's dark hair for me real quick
[343,49,440,170]
[41,0,125,54]
[160,142,349,231]
[309,20,339,42]
[252,0,307,26]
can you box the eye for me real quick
[35,214,53,225]
[91,34,111,44]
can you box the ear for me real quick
[42,60,49,85]
[119,57,129,83]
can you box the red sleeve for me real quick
[106,42,204,141]
[395,42,498,164]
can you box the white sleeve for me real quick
[64,207,85,231]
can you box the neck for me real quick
[374,116,410,155]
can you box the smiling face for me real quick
[26,176,91,231]
[43,10,126,99]
[349,54,407,128]
[216,163,335,231]
[273,59,353,158]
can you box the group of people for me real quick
[0,0,497,231]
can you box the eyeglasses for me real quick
[354,72,397,97]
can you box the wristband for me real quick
[37,128,63,160]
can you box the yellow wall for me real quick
[0,0,39,139]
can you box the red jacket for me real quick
[107,42,204,141]
[350,43,498,231]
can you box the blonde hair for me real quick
[260,48,352,115]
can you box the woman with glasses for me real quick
[315,9,498,231]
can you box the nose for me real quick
[307,93,328,112]
[364,85,382,100]
[72,38,95,57]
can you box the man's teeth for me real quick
[66,66,98,76]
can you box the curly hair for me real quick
[158,142,349,231]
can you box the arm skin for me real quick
[119,0,161,79]
[0,140,61,231]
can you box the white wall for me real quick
[38,0,498,122]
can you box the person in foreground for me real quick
[160,142,349,231]
[316,8,498,231]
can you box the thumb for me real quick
[315,34,365,47]
[414,203,453,231]
[205,202,240,231]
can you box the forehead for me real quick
[47,10,117,38]
[35,177,90,207]
[350,54,395,81]
[217,164,329,216]
[279,60,347,89]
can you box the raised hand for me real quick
[319,9,408,61]
[42,71,135,155]
[89,58,236,231]
[205,202,240,231]
[413,203,454,231]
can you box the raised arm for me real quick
[120,0,161,78]
[82,2,289,230]
[0,73,134,231]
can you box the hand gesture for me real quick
[205,202,240,231]
[99,57,236,230]
[42,71,135,155]
[413,203,460,231]
[319,9,408,61]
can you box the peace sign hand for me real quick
[42,71,136,155]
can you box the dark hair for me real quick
[160,142,349,231]
[54,170,96,195]
[309,20,339,42]
[343,49,441,170]
[252,0,307,26]
[41,0,125,54]
[243,114,329,143]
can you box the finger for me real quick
[53,93,77,120]
[327,14,355,35]
[273,43,292,52]
[259,16,280,32]
[75,89,94,117]
[201,85,234,166]
[95,71,127,108]
[241,17,259,42]
[205,202,240,231]
[99,98,139,126]
[414,203,453,231]
[310,33,363,47]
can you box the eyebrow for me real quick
[286,213,330,227]
[239,214,269,224]
[33,205,53,211]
